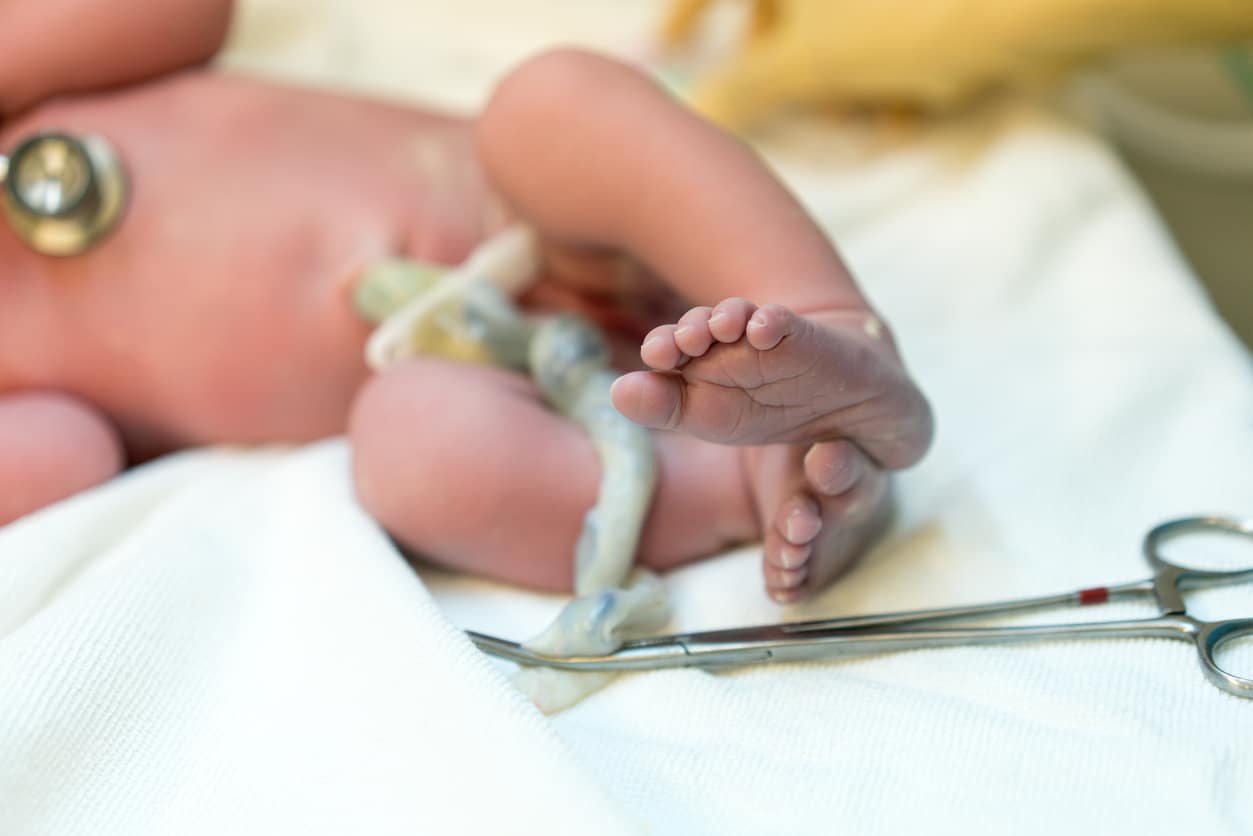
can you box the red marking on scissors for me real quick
[1079,586,1110,605]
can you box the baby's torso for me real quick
[0,72,491,456]
[0,232,374,455]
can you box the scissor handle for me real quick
[1195,618,1253,698]
[1144,516,1253,581]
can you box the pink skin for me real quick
[0,0,233,116]
[1,33,933,601]
[0,73,489,458]
[478,51,932,600]
[0,391,124,524]
[350,361,758,591]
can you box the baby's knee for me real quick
[348,363,478,544]
[476,47,656,173]
[482,47,645,124]
[350,369,432,526]
[0,391,124,525]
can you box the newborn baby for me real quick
[0,0,933,603]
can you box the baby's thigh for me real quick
[349,359,602,591]
[0,390,124,525]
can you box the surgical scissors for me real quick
[467,516,1253,698]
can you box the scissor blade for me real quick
[464,581,1161,671]
[465,630,696,671]
[649,581,1155,644]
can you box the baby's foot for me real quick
[745,439,893,603]
[611,299,932,470]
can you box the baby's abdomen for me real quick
[56,268,377,459]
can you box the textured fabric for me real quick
[3,2,1252,834]
[0,449,633,834]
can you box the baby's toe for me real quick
[762,526,811,603]
[673,306,716,358]
[764,561,808,592]
[803,440,867,497]
[744,303,800,351]
[769,540,812,571]
[768,586,807,605]
[640,323,685,370]
[610,370,683,430]
[776,494,823,546]
[708,297,756,343]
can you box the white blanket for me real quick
[3,2,1252,833]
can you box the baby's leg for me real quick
[478,49,867,313]
[477,49,932,598]
[0,391,125,526]
[478,51,929,463]
[349,360,755,591]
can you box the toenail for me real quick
[674,324,692,338]
[778,567,808,588]
[808,462,842,495]
[709,310,726,324]
[750,312,767,327]
[785,507,822,544]
[772,588,802,604]
[778,542,810,569]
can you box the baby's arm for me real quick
[0,0,234,118]
[0,392,124,526]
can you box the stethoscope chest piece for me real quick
[0,131,128,256]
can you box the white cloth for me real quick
[3,2,1252,834]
